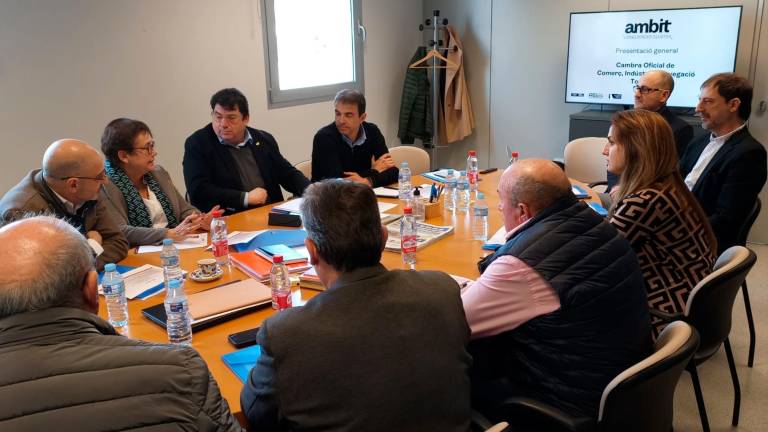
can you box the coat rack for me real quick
[414,10,451,171]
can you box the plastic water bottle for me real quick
[457,170,470,213]
[445,169,457,211]
[270,255,292,310]
[164,279,192,345]
[211,210,229,266]
[102,263,128,328]
[510,151,519,165]
[160,238,183,289]
[472,192,489,241]
[467,150,479,194]
[412,187,425,222]
[398,162,412,201]
[400,207,417,267]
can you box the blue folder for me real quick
[234,229,308,252]
[571,184,590,199]
[222,344,262,383]
[588,201,608,217]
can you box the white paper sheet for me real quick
[484,226,507,248]
[136,233,208,254]
[373,187,399,198]
[273,198,303,214]
[99,264,168,299]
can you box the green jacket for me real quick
[398,47,433,144]
[0,307,243,432]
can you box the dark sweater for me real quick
[311,122,398,187]
[473,195,652,418]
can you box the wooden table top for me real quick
[99,170,599,421]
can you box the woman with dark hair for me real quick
[99,118,218,246]
[605,109,717,336]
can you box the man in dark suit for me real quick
[241,180,472,431]
[680,73,767,252]
[183,88,310,213]
[608,70,694,190]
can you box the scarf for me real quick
[104,160,178,228]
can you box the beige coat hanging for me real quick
[442,25,475,143]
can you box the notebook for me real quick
[298,267,324,291]
[222,344,262,383]
[231,250,312,281]
[141,279,272,331]
[255,244,308,264]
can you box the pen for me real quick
[430,183,438,203]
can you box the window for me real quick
[262,0,364,108]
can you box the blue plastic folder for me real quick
[588,201,609,217]
[222,344,262,383]
[234,229,308,252]
[571,185,590,199]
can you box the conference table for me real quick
[99,170,599,425]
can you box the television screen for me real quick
[565,6,742,108]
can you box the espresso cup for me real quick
[197,258,219,276]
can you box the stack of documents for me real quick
[384,220,454,252]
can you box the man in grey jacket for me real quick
[241,180,472,431]
[0,216,242,432]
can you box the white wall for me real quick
[0,0,422,194]
[421,0,492,170]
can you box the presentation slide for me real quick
[565,7,742,108]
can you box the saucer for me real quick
[189,268,224,283]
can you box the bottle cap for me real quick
[460,170,466,175]
[212,210,224,217]
[477,192,485,200]
[169,279,181,288]
[511,151,519,157]
[401,161,409,167]
[104,263,116,272]
[447,169,454,174]
[469,150,476,156]
[273,254,284,263]
[163,238,173,246]
[413,187,420,196]
[403,207,413,214]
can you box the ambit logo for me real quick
[625,18,671,34]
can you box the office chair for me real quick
[563,137,608,189]
[736,198,761,367]
[389,145,430,175]
[652,246,757,432]
[294,160,312,180]
[485,321,699,432]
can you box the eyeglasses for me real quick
[633,85,667,94]
[59,169,107,182]
[132,142,155,154]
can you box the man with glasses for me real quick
[608,70,694,191]
[0,139,128,270]
[183,88,310,213]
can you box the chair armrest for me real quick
[587,181,607,188]
[650,308,684,323]
[470,411,512,432]
[499,397,595,432]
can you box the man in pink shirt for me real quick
[464,159,651,422]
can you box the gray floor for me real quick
[672,243,768,431]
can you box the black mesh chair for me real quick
[485,321,699,432]
[653,246,757,432]
[735,198,761,367]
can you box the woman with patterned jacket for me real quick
[604,109,717,336]
[99,118,218,246]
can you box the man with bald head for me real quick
[463,159,651,420]
[0,216,242,431]
[0,139,127,269]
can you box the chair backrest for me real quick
[295,160,312,180]
[736,198,761,246]
[563,137,608,184]
[598,321,699,432]
[684,246,757,356]
[389,145,430,175]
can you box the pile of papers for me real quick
[384,219,454,252]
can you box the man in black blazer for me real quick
[680,73,767,252]
[608,70,694,190]
[241,180,472,432]
[183,88,309,213]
